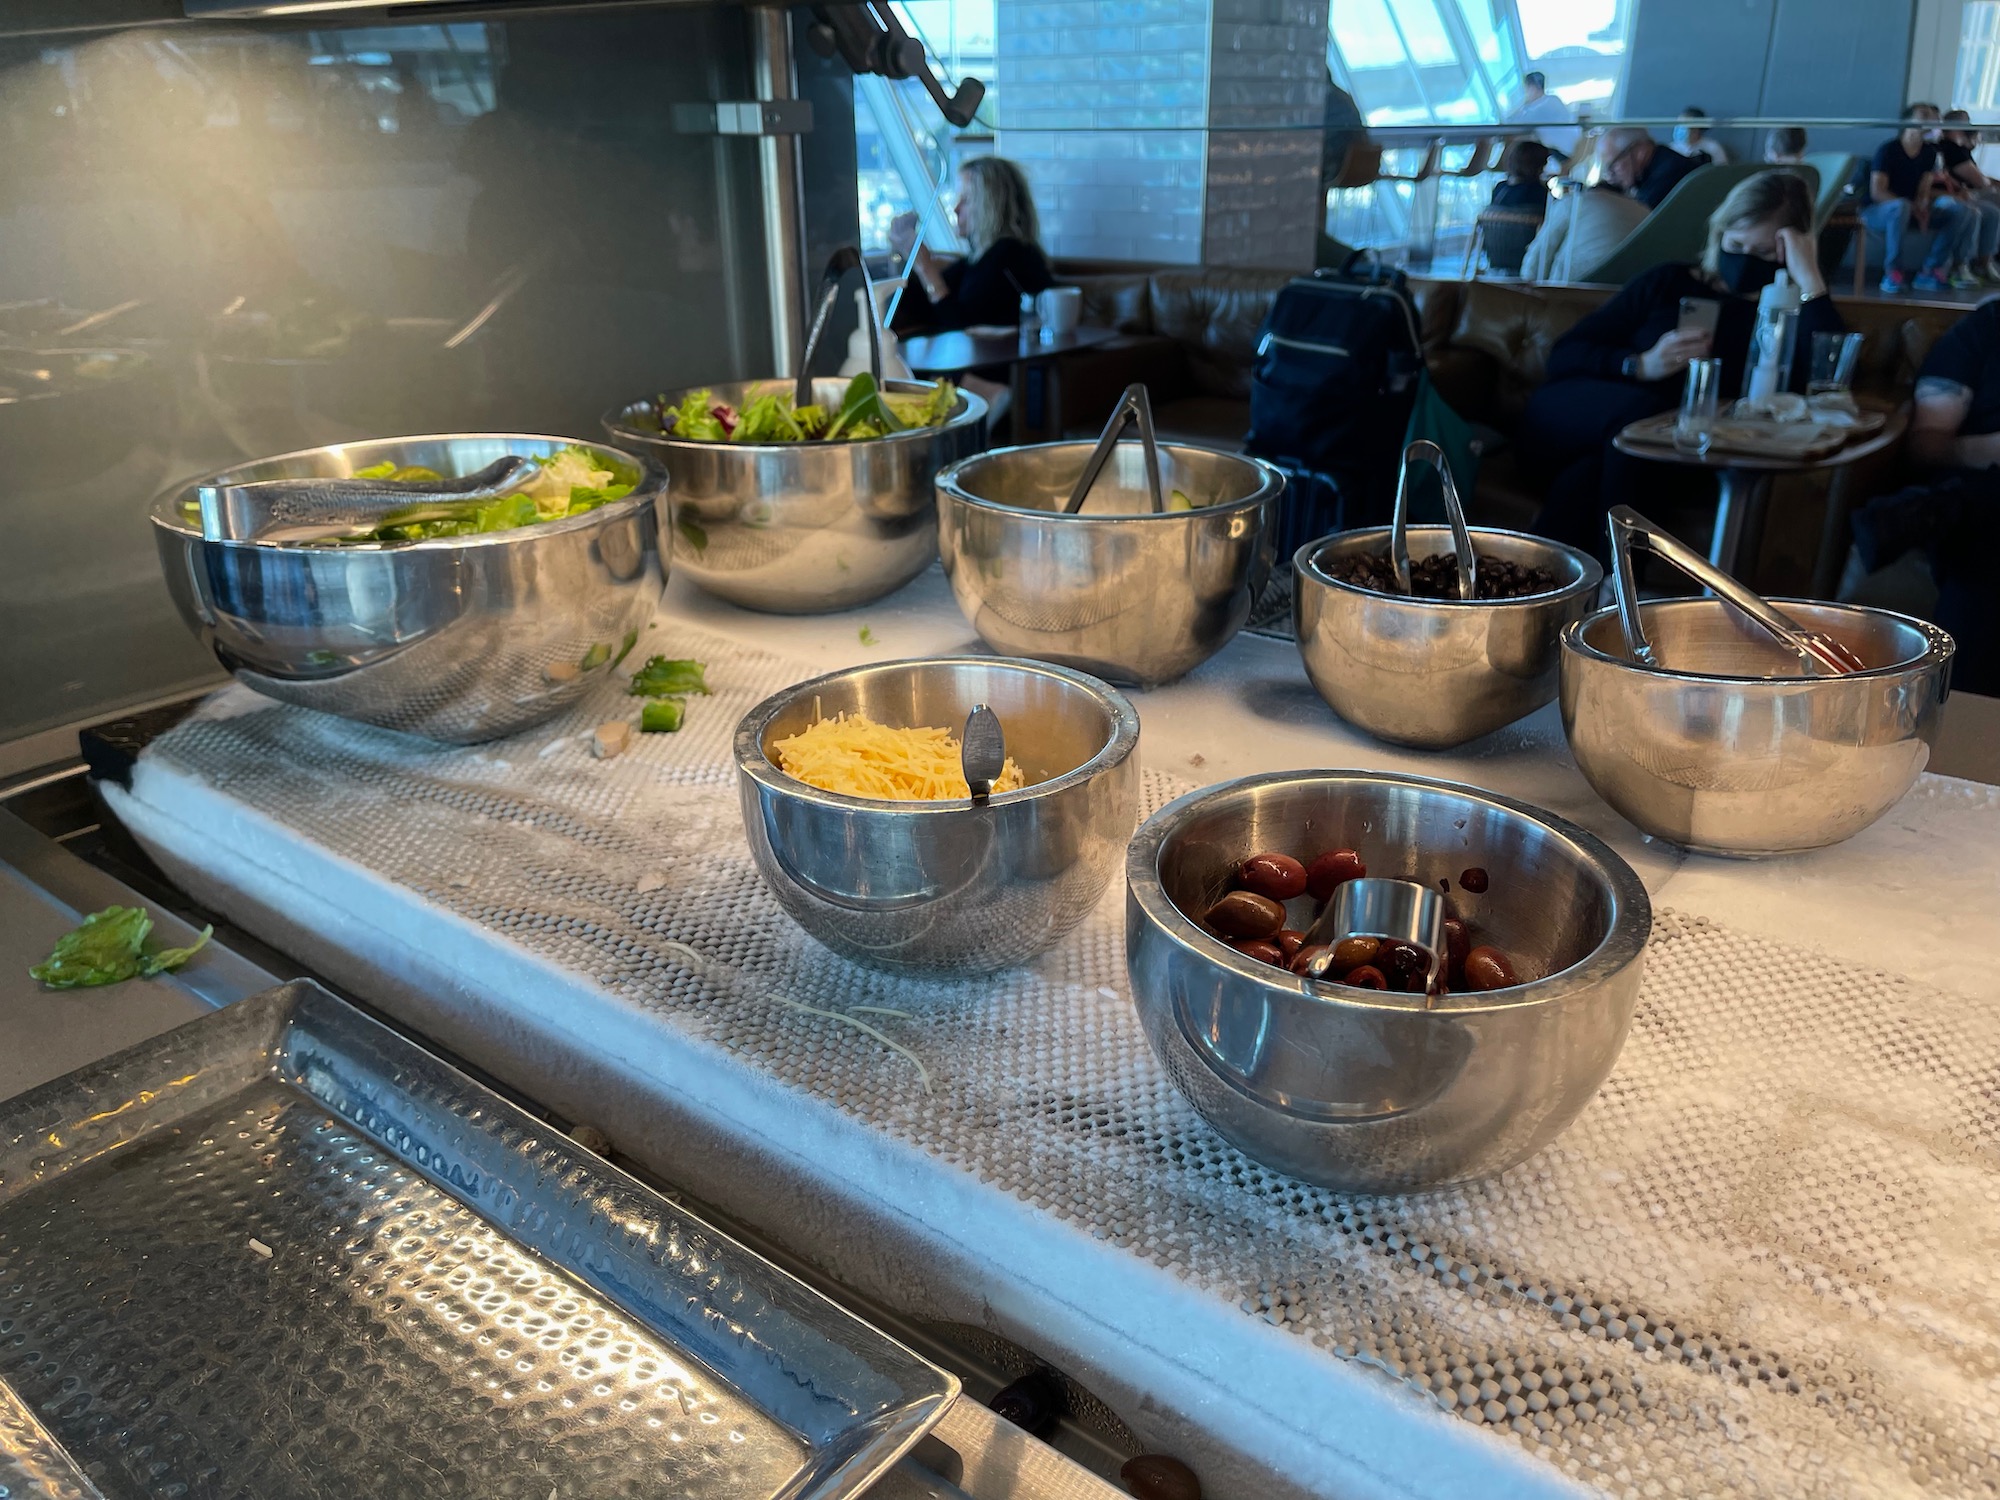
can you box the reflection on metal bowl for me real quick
[1560,598,1954,857]
[736,657,1140,975]
[1127,769,1651,1192]
[604,378,986,614]
[933,442,1284,687]
[1293,527,1603,749]
[151,434,667,744]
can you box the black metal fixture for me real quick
[804,0,984,126]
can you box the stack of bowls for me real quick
[1126,769,1652,1192]
[736,657,1140,975]
[933,442,1285,687]
[151,434,667,744]
[605,377,986,614]
[1560,598,1954,856]
[1293,526,1602,749]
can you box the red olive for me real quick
[1305,848,1367,900]
[1121,1453,1203,1500]
[1341,964,1389,990]
[1205,889,1286,940]
[1463,945,1518,991]
[1441,917,1471,985]
[1274,928,1306,960]
[1290,943,1330,975]
[1458,866,1490,894]
[1330,935,1380,971]
[1237,851,1307,901]
[1231,938,1286,966]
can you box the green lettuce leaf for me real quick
[30,906,212,989]
[627,656,710,697]
[640,697,686,733]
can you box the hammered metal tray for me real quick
[0,981,957,1500]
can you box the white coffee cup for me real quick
[1037,285,1083,338]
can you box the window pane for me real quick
[1956,0,2000,112]
[1330,0,1410,72]
[1515,0,1630,114]
[1387,0,1455,67]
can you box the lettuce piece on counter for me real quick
[30,905,213,990]
[627,656,710,697]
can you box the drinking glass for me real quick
[1675,357,1722,456]
[1807,331,1864,397]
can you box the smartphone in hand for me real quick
[1678,297,1722,337]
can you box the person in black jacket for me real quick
[1598,127,1699,210]
[890,157,1052,333]
[1482,138,1551,275]
[1518,170,1845,559]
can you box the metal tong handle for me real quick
[1391,439,1477,600]
[1063,383,1165,515]
[961,704,1005,806]
[796,245,883,410]
[1607,505,1852,676]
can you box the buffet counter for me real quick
[100,564,2000,1500]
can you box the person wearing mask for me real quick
[890,157,1051,333]
[1481,138,1552,275]
[1517,171,1844,559]
[1505,71,1578,159]
[1674,108,1730,165]
[1764,126,1809,165]
[1862,103,1976,294]
[1842,302,2000,692]
[1598,126,1698,210]
[1939,109,2000,284]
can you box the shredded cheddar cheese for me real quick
[771,710,1027,801]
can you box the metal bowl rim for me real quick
[1560,596,1957,684]
[0,344,157,404]
[147,432,666,551]
[1126,768,1652,1014]
[1293,527,1604,608]
[603,379,987,455]
[935,441,1286,522]
[735,654,1140,813]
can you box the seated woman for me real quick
[889,157,1051,333]
[1518,170,1844,560]
[1481,139,1552,276]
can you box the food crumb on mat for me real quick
[592,721,633,759]
[248,1237,273,1259]
[1188,753,1206,768]
[635,871,668,894]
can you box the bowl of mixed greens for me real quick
[604,373,985,614]
[151,434,667,744]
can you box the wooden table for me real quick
[901,325,1118,441]
[1613,403,1907,581]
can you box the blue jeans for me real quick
[1965,191,2000,259]
[1862,196,1977,274]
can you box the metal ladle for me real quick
[1390,439,1478,600]
[1297,877,1448,1004]
[796,245,883,411]
[1607,505,1867,676]
[1063,383,1165,515]
[961,704,1006,806]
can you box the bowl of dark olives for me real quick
[1125,769,1651,1192]
[1293,526,1601,750]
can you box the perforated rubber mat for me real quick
[128,627,2000,1498]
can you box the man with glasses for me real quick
[1862,103,1976,294]
[1597,127,1696,210]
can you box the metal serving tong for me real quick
[796,245,883,410]
[1063,383,1165,515]
[196,455,534,544]
[961,704,1005,806]
[1607,505,1866,676]
[1389,439,1478,599]
[1297,876,1447,1005]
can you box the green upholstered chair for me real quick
[1576,162,1812,284]
[1802,153,1860,230]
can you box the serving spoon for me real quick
[961,704,1006,806]
[197,455,535,544]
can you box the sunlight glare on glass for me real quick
[1517,0,1625,58]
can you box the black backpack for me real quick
[1245,255,1425,553]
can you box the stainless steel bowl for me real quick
[737,657,1140,976]
[605,377,986,614]
[1560,598,1954,857]
[933,442,1284,687]
[1293,527,1603,749]
[1127,769,1651,1192]
[152,434,667,744]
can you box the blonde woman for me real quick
[889,157,1052,332]
[1517,170,1846,558]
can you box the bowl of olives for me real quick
[1125,769,1651,1193]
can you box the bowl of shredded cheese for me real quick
[735,656,1141,976]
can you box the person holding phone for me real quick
[1517,171,1845,560]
